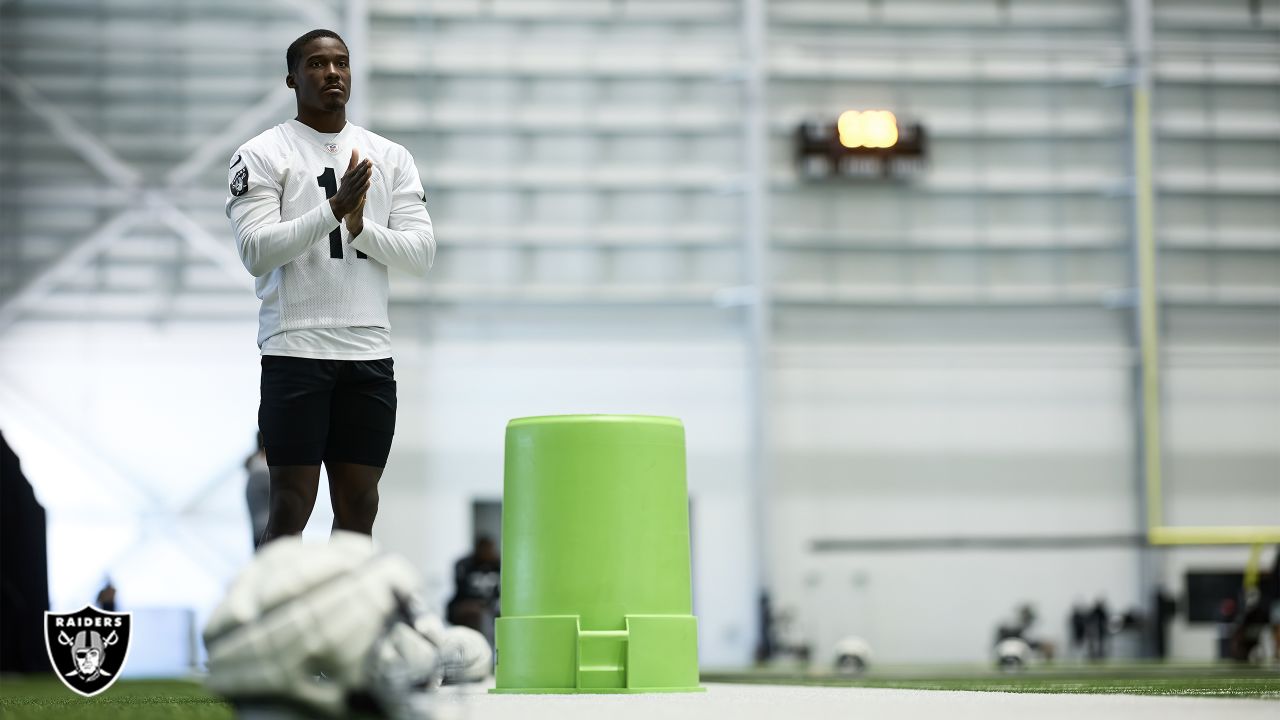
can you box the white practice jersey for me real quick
[226,119,435,358]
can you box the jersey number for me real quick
[316,168,366,260]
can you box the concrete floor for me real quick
[426,681,1277,720]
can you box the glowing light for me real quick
[837,110,899,149]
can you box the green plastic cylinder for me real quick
[493,415,702,694]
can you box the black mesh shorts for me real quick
[258,355,397,467]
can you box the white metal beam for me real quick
[344,0,371,126]
[151,197,253,288]
[742,0,772,656]
[275,0,339,30]
[2,0,345,330]
[0,66,146,332]
[166,88,293,188]
[0,210,139,332]
[0,65,142,189]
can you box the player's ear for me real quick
[285,73,296,89]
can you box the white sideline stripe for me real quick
[428,681,1279,720]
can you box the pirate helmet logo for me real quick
[45,606,132,697]
[230,165,249,197]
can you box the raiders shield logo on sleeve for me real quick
[45,605,133,697]
[231,165,249,196]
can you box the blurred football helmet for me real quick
[203,532,490,719]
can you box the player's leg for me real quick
[258,355,336,543]
[326,461,383,534]
[262,465,322,541]
[325,357,397,535]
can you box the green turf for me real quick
[3,665,1278,718]
[704,665,1280,699]
[0,677,234,720]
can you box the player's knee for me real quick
[334,483,379,525]
[268,485,314,532]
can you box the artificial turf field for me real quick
[0,678,232,720]
[1,664,1277,719]
[703,662,1280,698]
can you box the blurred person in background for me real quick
[1153,587,1177,660]
[227,29,435,545]
[446,536,501,646]
[95,578,117,612]
[244,431,270,549]
[1068,600,1089,661]
[1086,597,1110,661]
[1225,547,1275,663]
[1215,597,1238,660]
[1229,590,1268,662]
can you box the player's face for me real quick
[291,37,350,113]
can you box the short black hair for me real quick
[286,29,348,72]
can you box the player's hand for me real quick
[345,193,366,238]
[330,149,371,219]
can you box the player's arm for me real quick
[347,147,436,277]
[226,148,371,277]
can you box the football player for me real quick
[226,29,435,544]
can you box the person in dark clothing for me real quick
[1230,594,1269,662]
[1153,587,1177,659]
[1069,601,1089,660]
[446,536,500,645]
[1086,598,1110,661]
[0,431,52,673]
[244,431,270,549]
[1216,597,1239,660]
[95,579,117,612]
[756,592,776,663]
